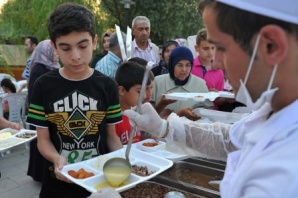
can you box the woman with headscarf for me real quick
[27,39,60,182]
[151,40,179,77]
[90,31,112,68]
[151,46,212,120]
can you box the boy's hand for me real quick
[54,155,72,183]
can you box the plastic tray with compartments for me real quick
[58,147,174,193]
[0,128,37,152]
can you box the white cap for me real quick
[217,0,298,25]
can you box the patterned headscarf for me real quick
[29,39,60,71]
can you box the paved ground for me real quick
[0,145,41,198]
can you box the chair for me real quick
[0,93,27,127]
[0,93,28,156]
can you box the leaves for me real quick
[102,0,204,45]
[0,0,204,46]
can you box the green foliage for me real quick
[0,0,110,44]
[101,0,204,45]
[0,0,204,46]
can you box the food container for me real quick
[0,128,19,139]
[155,161,224,195]
[134,139,188,162]
[120,181,205,198]
[59,148,173,193]
[137,139,165,152]
[183,157,226,171]
[0,128,36,152]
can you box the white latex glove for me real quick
[89,188,121,198]
[123,102,168,138]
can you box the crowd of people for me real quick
[1,0,296,197]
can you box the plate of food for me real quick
[134,139,188,162]
[164,92,220,102]
[0,128,37,152]
[59,147,173,193]
[137,139,165,152]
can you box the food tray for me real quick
[59,147,174,193]
[164,92,220,102]
[192,108,248,124]
[134,139,188,162]
[0,128,37,152]
[183,157,226,170]
[218,91,235,98]
[157,161,224,192]
[120,181,205,198]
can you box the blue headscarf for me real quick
[168,46,193,86]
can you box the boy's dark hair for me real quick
[198,0,298,54]
[128,57,154,81]
[196,28,207,45]
[47,3,96,44]
[1,78,16,93]
[26,36,38,46]
[115,61,151,91]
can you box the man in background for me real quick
[95,31,126,78]
[131,16,159,65]
[22,36,38,79]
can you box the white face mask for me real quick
[235,34,279,111]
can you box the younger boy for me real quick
[191,28,224,91]
[26,3,123,198]
[115,60,154,144]
[192,28,226,110]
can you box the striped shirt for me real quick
[132,40,160,65]
[22,57,31,79]
[94,51,122,78]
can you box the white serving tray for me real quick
[192,108,248,124]
[59,147,173,193]
[0,128,37,152]
[164,92,220,102]
[218,91,235,98]
[134,139,188,162]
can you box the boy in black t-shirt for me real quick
[26,3,123,198]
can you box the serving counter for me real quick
[121,157,226,198]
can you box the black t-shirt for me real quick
[27,69,122,197]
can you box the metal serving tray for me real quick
[183,157,226,171]
[120,181,205,198]
[153,161,224,197]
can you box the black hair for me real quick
[162,40,179,59]
[26,36,38,46]
[1,78,16,93]
[128,57,154,81]
[47,3,96,44]
[115,61,152,91]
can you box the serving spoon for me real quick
[208,180,221,190]
[103,61,154,187]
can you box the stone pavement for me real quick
[0,145,41,198]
